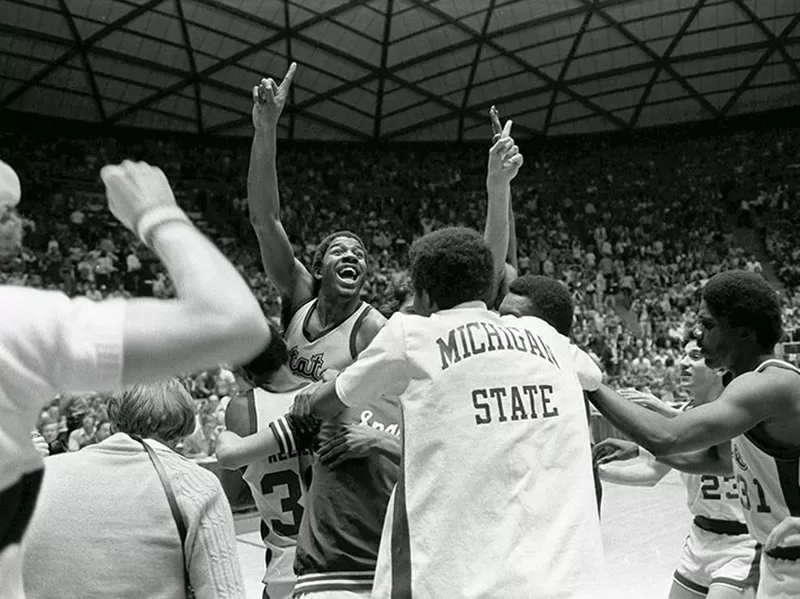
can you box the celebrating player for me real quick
[589,270,800,597]
[596,338,758,599]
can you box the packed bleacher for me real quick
[5,121,798,455]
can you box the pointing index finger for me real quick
[489,106,502,135]
[280,62,297,92]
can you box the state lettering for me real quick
[471,384,560,426]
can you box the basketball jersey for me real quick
[240,386,313,595]
[339,304,606,598]
[283,299,373,385]
[730,359,800,545]
[680,403,746,522]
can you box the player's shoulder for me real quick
[225,389,256,436]
[725,367,796,409]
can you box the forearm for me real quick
[484,178,511,280]
[312,379,349,421]
[376,433,402,466]
[121,222,269,384]
[247,128,280,226]
[506,202,518,270]
[656,446,732,476]
[598,458,670,487]
[587,385,681,456]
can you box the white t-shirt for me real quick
[335,301,607,598]
[0,286,124,492]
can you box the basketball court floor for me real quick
[234,464,689,598]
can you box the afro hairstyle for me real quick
[507,275,574,336]
[237,320,288,384]
[702,269,783,350]
[310,230,367,296]
[409,227,494,310]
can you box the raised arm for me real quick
[587,372,786,456]
[96,163,270,387]
[247,63,313,312]
[484,109,521,293]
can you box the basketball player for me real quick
[497,274,605,512]
[597,338,758,599]
[248,64,401,597]
[0,159,269,596]
[216,323,315,599]
[589,270,800,597]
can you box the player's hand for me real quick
[765,516,800,551]
[252,62,297,130]
[0,159,22,209]
[290,379,323,419]
[100,161,178,233]
[316,422,385,468]
[618,389,679,418]
[31,431,50,458]
[592,438,640,465]
[487,114,522,185]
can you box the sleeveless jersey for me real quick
[680,403,746,522]
[337,304,607,598]
[283,299,373,385]
[730,359,800,545]
[240,386,313,594]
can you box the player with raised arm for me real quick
[589,270,800,597]
[248,65,401,598]
[292,130,608,598]
[0,159,268,597]
[596,338,758,599]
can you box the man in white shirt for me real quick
[0,158,269,596]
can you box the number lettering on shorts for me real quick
[260,469,304,537]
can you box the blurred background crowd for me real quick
[8,122,799,461]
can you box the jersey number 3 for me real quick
[261,469,304,537]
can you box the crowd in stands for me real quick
[2,121,799,455]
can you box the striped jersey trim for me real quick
[293,571,374,595]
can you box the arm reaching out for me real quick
[247,63,313,313]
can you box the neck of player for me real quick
[316,293,361,328]
[729,351,775,377]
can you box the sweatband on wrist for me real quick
[136,206,191,247]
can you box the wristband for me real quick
[136,206,192,247]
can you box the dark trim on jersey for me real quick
[391,412,412,599]
[693,515,749,536]
[777,458,800,517]
[349,304,375,360]
[292,571,374,595]
[673,571,708,595]
[246,388,257,436]
[742,360,800,460]
[300,299,367,344]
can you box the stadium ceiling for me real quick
[1,0,799,141]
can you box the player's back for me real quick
[239,386,311,599]
[374,303,606,598]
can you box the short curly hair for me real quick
[237,321,287,383]
[702,270,782,350]
[409,227,494,310]
[310,230,366,296]
[508,275,574,336]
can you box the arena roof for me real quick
[1,0,799,141]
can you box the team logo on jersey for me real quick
[288,347,325,381]
[733,443,748,471]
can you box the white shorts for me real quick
[265,545,298,599]
[757,550,800,598]
[673,521,760,595]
